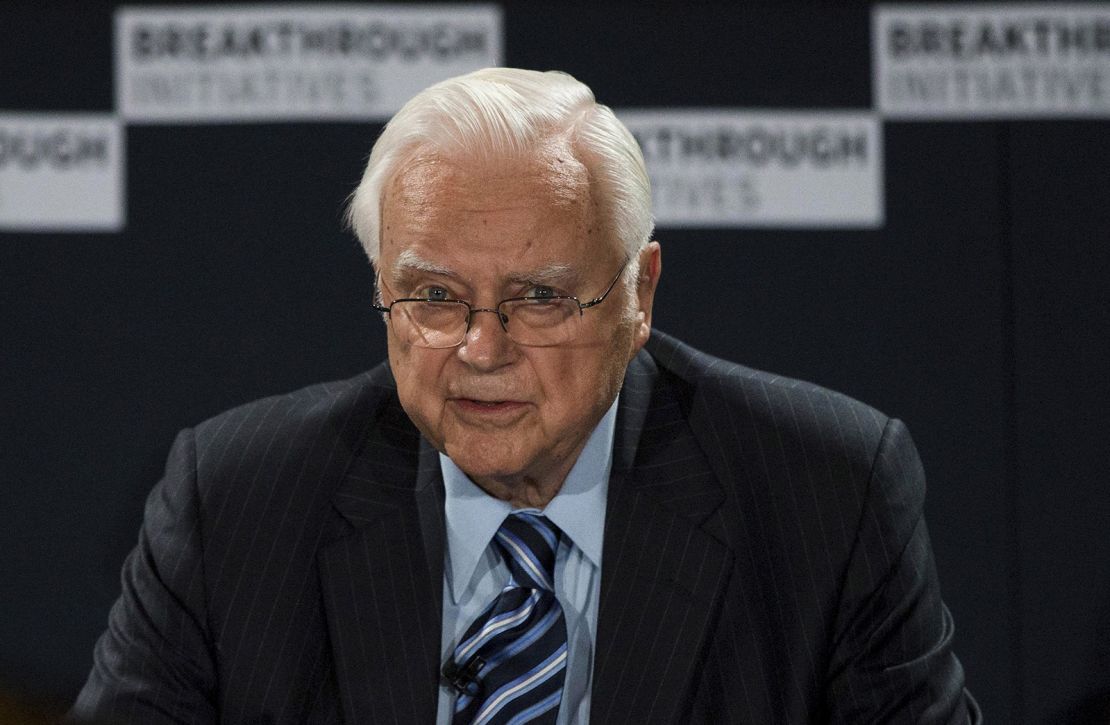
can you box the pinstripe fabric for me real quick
[72,330,977,723]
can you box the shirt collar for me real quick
[441,395,617,604]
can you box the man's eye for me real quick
[416,286,451,301]
[526,286,557,299]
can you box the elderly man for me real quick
[74,68,979,723]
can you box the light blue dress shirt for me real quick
[434,397,617,725]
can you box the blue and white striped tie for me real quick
[448,512,568,725]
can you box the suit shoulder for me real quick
[646,329,892,460]
[187,362,401,486]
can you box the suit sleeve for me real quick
[71,428,218,724]
[825,418,981,724]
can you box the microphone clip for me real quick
[442,655,485,696]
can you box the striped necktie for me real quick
[446,512,568,725]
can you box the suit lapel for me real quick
[592,349,734,723]
[318,394,444,724]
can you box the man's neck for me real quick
[468,466,574,509]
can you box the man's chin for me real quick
[445,449,525,482]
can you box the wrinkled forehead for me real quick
[376,142,619,276]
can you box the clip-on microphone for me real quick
[442,655,485,696]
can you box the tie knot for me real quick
[494,512,561,592]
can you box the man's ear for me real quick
[631,241,662,351]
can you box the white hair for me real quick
[346,67,654,268]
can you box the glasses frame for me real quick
[372,259,630,348]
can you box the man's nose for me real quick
[456,307,515,370]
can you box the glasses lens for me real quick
[501,298,580,347]
[393,300,468,348]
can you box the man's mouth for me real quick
[451,398,528,414]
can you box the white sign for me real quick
[875,4,1110,119]
[115,4,502,122]
[0,114,125,232]
[619,110,883,228]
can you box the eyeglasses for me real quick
[373,260,629,348]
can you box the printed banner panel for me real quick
[618,110,883,228]
[0,114,125,232]
[875,4,1110,119]
[116,4,503,122]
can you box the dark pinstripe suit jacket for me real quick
[74,330,979,724]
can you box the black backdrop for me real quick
[2,2,1108,722]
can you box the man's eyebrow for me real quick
[386,253,581,288]
[511,263,579,286]
[389,249,456,279]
